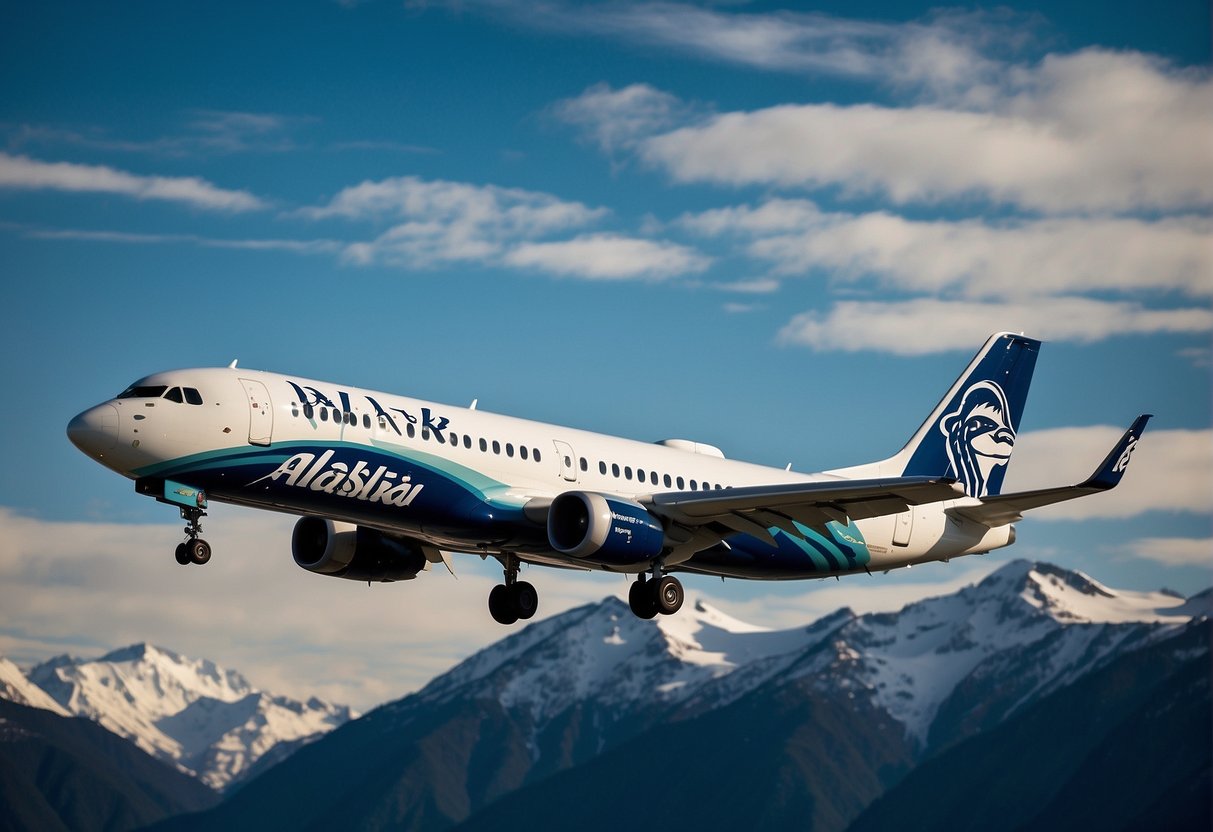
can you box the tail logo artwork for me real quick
[939,381,1016,497]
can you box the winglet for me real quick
[1080,414,1152,491]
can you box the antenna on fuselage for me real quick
[469,398,478,410]
[228,359,238,368]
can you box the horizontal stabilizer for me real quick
[948,415,1151,526]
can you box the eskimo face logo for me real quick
[939,381,1016,497]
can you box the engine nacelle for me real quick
[547,491,665,565]
[291,517,428,582]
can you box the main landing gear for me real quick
[173,506,212,566]
[628,570,684,620]
[488,556,538,625]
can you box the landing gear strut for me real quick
[174,506,211,566]
[628,568,684,619]
[488,556,538,625]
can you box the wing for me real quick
[645,476,964,545]
[947,414,1151,527]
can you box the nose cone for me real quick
[68,403,119,457]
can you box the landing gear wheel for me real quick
[174,543,191,565]
[489,584,519,625]
[188,538,212,565]
[654,575,684,615]
[628,578,659,620]
[512,581,538,620]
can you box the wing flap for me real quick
[647,476,963,539]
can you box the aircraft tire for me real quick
[628,579,659,620]
[654,575,684,616]
[175,543,191,565]
[189,539,212,565]
[512,582,538,620]
[489,584,519,625]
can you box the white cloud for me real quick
[683,200,1212,300]
[478,3,1010,94]
[0,506,622,710]
[302,175,606,267]
[552,83,688,156]
[503,233,709,279]
[778,298,1213,355]
[563,47,1213,215]
[0,152,265,212]
[21,226,341,254]
[1122,537,1212,567]
[1003,427,1213,520]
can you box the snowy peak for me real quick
[0,657,69,716]
[978,560,1197,624]
[24,643,354,790]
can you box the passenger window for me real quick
[624,466,633,480]
[520,446,528,460]
[493,440,501,454]
[422,429,430,441]
[599,461,607,475]
[164,387,184,403]
[464,436,472,449]
[579,457,588,471]
[506,443,514,457]
[677,477,684,489]
[533,448,541,462]
[638,469,646,482]
[612,463,620,477]
[363,414,370,429]
[184,388,203,405]
[320,408,328,422]
[480,438,487,452]
[304,404,314,419]
[690,480,697,490]
[449,432,458,446]
[407,423,416,439]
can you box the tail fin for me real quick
[833,333,1040,497]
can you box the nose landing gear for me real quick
[175,506,211,566]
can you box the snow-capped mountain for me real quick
[411,559,1205,751]
[18,643,356,790]
[185,559,1209,832]
[0,656,69,716]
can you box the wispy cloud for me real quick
[303,175,709,279]
[1004,427,1213,520]
[18,225,341,254]
[558,49,1213,215]
[682,200,1212,299]
[777,299,1213,355]
[1122,537,1213,567]
[0,152,265,212]
[504,233,709,279]
[473,2,1022,95]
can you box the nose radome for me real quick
[67,403,119,455]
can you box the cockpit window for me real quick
[164,387,184,403]
[184,387,203,405]
[117,385,168,399]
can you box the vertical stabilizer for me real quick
[832,333,1040,497]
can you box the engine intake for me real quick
[547,491,665,565]
[292,517,428,582]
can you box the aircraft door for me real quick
[553,440,577,482]
[892,509,913,546]
[240,379,273,446]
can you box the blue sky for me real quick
[1,0,1209,708]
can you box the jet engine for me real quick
[292,516,428,582]
[547,491,665,565]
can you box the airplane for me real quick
[67,332,1149,625]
